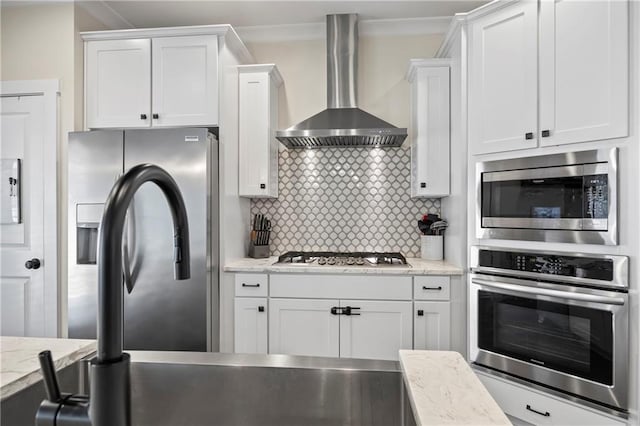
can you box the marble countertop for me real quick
[0,336,96,400]
[399,350,511,425]
[224,256,463,275]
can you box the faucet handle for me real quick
[38,351,62,402]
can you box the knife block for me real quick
[249,242,270,259]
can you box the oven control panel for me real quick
[478,249,614,282]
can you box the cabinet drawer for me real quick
[413,276,450,300]
[270,274,412,300]
[235,273,268,297]
[477,372,626,426]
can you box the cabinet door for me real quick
[234,298,268,354]
[238,72,272,197]
[469,1,538,155]
[151,35,218,127]
[269,298,339,357]
[411,66,450,197]
[414,301,450,350]
[339,300,412,361]
[539,0,628,146]
[85,39,151,129]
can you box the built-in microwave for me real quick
[476,148,617,245]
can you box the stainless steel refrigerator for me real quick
[68,128,218,352]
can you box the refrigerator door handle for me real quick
[122,205,135,294]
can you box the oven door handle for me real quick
[471,278,626,306]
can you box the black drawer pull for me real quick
[140,114,147,120]
[422,286,442,291]
[242,283,260,288]
[152,113,159,119]
[260,183,266,189]
[541,129,550,137]
[258,306,265,312]
[526,405,550,417]
[420,182,426,188]
[417,310,424,316]
[525,132,534,140]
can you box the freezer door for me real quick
[68,130,124,339]
[123,128,210,351]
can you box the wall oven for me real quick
[476,148,617,245]
[469,246,629,412]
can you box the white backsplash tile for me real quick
[250,147,440,257]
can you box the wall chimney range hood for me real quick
[276,14,408,149]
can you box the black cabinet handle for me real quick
[526,405,550,417]
[344,306,360,316]
[140,114,147,120]
[541,129,550,137]
[525,132,534,140]
[258,306,265,312]
[417,310,424,316]
[152,113,159,119]
[330,306,360,316]
[422,286,442,291]
[260,183,266,189]
[25,258,41,270]
[242,283,260,288]
[420,182,426,188]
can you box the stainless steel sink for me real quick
[2,351,416,426]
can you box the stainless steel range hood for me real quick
[276,14,408,149]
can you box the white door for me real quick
[85,39,151,128]
[339,300,413,361]
[539,0,628,146]
[151,35,218,127]
[269,298,339,357]
[414,301,450,350]
[234,297,268,354]
[0,95,53,336]
[469,0,538,155]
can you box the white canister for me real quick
[420,235,443,260]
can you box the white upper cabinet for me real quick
[407,60,451,198]
[238,64,283,198]
[86,39,152,128]
[151,35,218,127]
[468,0,629,155]
[469,1,538,155]
[538,0,628,146]
[85,31,222,129]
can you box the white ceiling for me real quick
[78,1,490,29]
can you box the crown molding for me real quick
[76,1,134,30]
[406,58,451,82]
[236,16,452,44]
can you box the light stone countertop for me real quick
[0,336,96,400]
[224,256,463,275]
[399,350,511,425]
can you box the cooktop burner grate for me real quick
[275,251,408,267]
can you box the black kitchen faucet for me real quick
[35,164,191,426]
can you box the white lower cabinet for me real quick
[269,298,413,361]
[269,298,339,358]
[477,372,626,426]
[234,297,268,354]
[234,274,453,361]
[413,301,450,350]
[339,300,413,361]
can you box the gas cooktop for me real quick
[275,251,409,267]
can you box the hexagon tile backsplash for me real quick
[250,147,440,257]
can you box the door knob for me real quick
[25,258,41,270]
